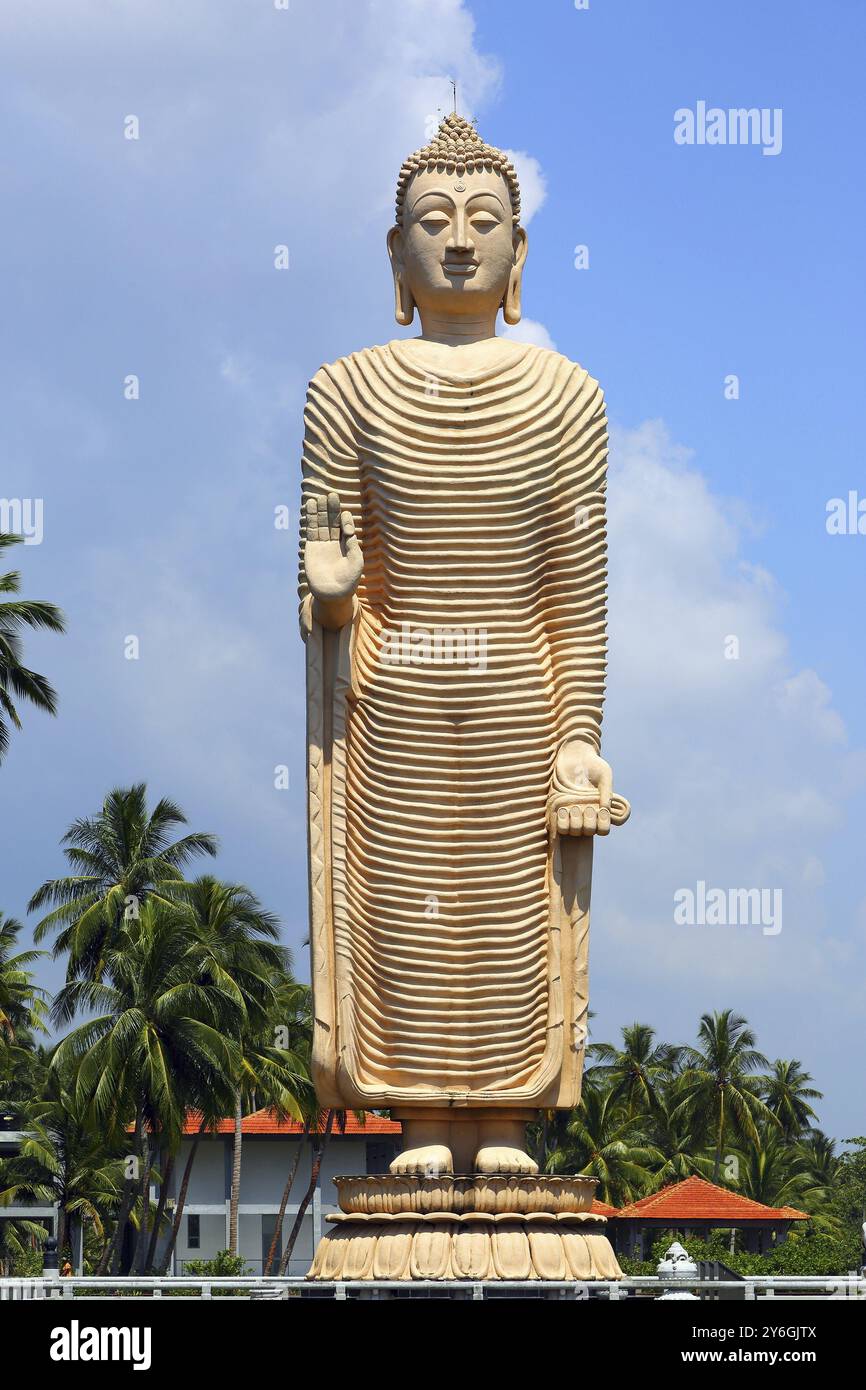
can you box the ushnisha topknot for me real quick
[395,112,521,227]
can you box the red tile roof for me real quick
[181,1108,401,1136]
[591,1198,619,1217]
[612,1175,809,1223]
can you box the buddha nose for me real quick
[447,209,475,254]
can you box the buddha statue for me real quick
[299,114,629,1181]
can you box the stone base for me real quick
[307,1176,623,1282]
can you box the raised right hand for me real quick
[304,493,363,622]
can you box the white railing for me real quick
[2,1275,864,1300]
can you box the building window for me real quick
[366,1141,398,1174]
[187,1214,200,1249]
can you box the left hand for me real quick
[549,739,617,837]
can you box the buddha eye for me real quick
[469,212,500,230]
[417,211,451,231]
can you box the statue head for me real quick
[388,114,528,329]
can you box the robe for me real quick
[299,340,608,1111]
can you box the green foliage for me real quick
[11,1245,46,1278]
[0,532,65,762]
[184,1249,251,1277]
[759,1231,861,1277]
[537,1014,865,1274]
[828,1136,866,1231]
[29,781,220,980]
[617,1254,655,1276]
[631,1227,861,1279]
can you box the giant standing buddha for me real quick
[301,114,629,1283]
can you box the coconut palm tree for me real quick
[761,1059,822,1140]
[733,1128,813,1209]
[170,876,308,1259]
[587,1023,681,1117]
[674,1010,778,1181]
[29,784,218,981]
[0,1161,46,1275]
[796,1129,840,1190]
[7,1062,125,1265]
[261,982,314,1275]
[545,1083,662,1205]
[791,1129,844,1233]
[49,896,243,1273]
[155,947,310,1276]
[0,916,47,1149]
[643,1085,717,1188]
[0,533,65,762]
[0,912,46,1046]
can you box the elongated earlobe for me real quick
[502,270,522,325]
[387,226,415,327]
[394,272,416,327]
[503,226,527,325]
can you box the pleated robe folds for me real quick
[299,340,608,1112]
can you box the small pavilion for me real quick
[606,1175,810,1258]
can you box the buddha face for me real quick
[388,167,527,326]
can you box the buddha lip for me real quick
[442,261,478,275]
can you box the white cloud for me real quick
[503,149,547,224]
[499,316,557,350]
[773,669,846,745]
[593,420,865,999]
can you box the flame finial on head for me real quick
[395,113,521,227]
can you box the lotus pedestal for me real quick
[307,1176,622,1282]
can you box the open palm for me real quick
[303,492,363,602]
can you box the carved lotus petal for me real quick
[410,1227,452,1280]
[318,1227,353,1281]
[451,1223,493,1280]
[341,1230,378,1281]
[492,1222,533,1280]
[562,1231,592,1280]
[528,1228,567,1281]
[584,1231,623,1280]
[371,1226,412,1281]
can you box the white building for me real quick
[165,1110,401,1276]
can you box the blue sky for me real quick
[1,0,864,1140]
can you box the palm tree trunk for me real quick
[713,1093,725,1183]
[229,1091,242,1256]
[157,1117,206,1275]
[100,1112,143,1275]
[279,1110,334,1275]
[56,1205,68,1259]
[263,1144,302,1275]
[131,1139,153,1274]
[144,1151,174,1273]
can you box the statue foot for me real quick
[389,1144,453,1177]
[473,1116,538,1174]
[474,1144,539,1175]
